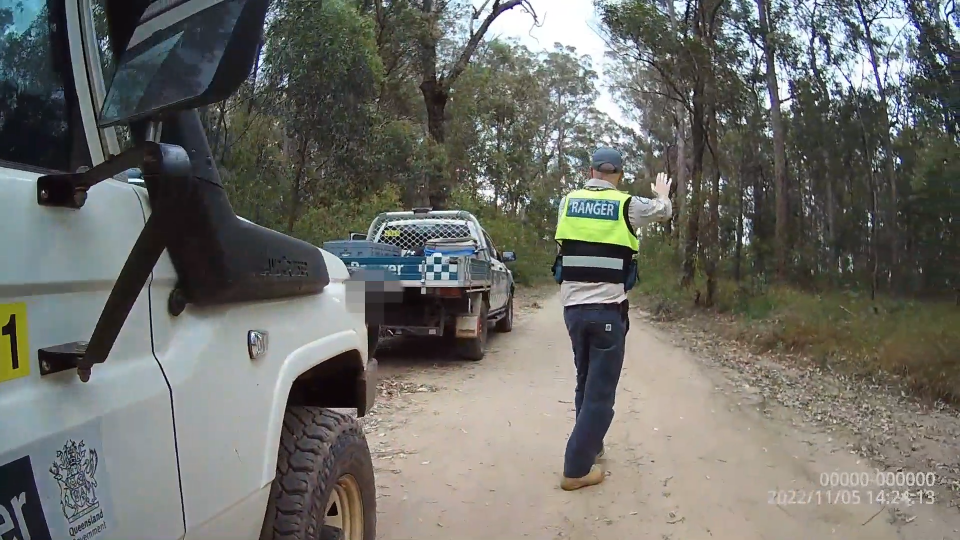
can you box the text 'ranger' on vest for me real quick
[566,199,621,220]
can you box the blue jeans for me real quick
[563,303,627,478]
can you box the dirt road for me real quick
[363,291,960,540]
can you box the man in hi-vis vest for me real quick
[553,147,672,491]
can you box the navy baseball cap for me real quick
[591,147,623,173]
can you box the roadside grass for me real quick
[631,238,960,404]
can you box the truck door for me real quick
[482,231,508,311]
[0,1,184,539]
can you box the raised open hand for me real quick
[651,172,672,200]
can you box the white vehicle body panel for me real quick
[0,0,372,539]
[0,168,185,540]
[0,2,184,538]
[146,237,367,532]
[181,484,271,540]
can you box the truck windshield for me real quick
[0,0,91,172]
[377,223,473,252]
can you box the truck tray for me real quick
[323,240,401,258]
[341,254,491,288]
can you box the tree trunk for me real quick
[735,144,746,284]
[681,103,706,288]
[666,0,687,243]
[854,0,900,293]
[704,109,722,307]
[245,37,264,115]
[420,78,448,144]
[415,0,533,210]
[756,0,790,280]
[753,158,768,276]
[286,136,310,234]
[869,164,880,301]
[825,161,839,280]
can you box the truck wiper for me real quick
[37,142,191,209]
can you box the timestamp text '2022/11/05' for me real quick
[768,489,936,506]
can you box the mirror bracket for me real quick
[37,142,191,209]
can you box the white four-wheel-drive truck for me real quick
[327,209,517,361]
[0,1,379,539]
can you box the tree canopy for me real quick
[198,0,955,304]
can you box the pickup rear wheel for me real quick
[261,407,376,540]
[456,301,488,361]
[494,293,514,333]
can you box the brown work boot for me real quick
[560,465,604,491]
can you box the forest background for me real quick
[96,0,960,402]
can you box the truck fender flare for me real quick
[259,328,366,487]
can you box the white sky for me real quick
[483,0,627,125]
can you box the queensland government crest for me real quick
[49,439,100,523]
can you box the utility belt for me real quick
[551,254,639,291]
[562,300,628,313]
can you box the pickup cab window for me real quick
[0,0,91,172]
[482,231,498,259]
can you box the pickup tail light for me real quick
[436,288,461,298]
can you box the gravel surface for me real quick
[637,306,960,512]
[350,288,960,539]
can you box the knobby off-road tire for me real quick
[494,293,514,333]
[260,407,376,540]
[456,301,488,361]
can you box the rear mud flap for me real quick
[455,292,484,338]
[455,315,480,338]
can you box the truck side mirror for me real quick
[350,232,367,240]
[502,251,517,262]
[99,0,270,127]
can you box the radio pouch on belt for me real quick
[551,254,562,284]
[624,258,639,291]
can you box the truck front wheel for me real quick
[260,407,376,540]
[456,301,488,361]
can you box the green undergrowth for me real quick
[631,238,960,404]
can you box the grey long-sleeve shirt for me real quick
[556,179,673,306]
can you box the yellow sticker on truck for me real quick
[0,302,30,383]
[382,229,400,237]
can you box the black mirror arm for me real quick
[37,141,193,382]
[37,142,192,209]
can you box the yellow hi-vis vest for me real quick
[553,188,639,284]
[555,188,639,251]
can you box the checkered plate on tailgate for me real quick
[420,254,459,282]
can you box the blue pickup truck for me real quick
[327,209,516,361]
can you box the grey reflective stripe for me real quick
[561,255,623,270]
[128,0,225,48]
